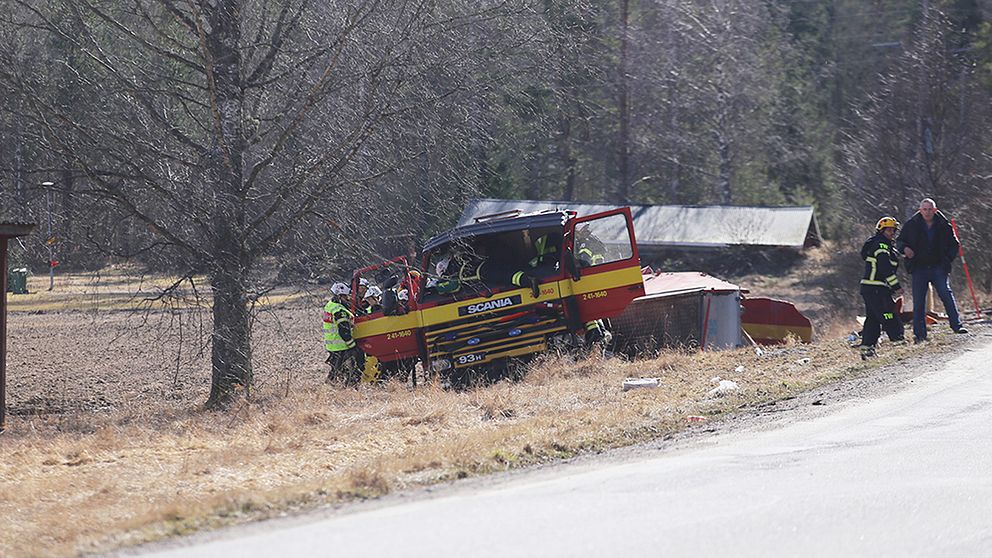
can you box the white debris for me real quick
[623,378,661,391]
[795,358,811,365]
[707,379,739,397]
[754,346,764,357]
[734,365,745,373]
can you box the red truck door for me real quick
[564,207,645,323]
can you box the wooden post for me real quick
[1,237,8,433]
[0,222,37,434]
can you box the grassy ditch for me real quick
[0,331,963,558]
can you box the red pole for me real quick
[951,218,982,320]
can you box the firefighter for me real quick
[363,285,383,314]
[323,282,360,383]
[576,225,606,267]
[396,288,410,314]
[525,230,559,270]
[504,230,557,298]
[356,277,370,313]
[859,217,906,359]
[572,225,610,346]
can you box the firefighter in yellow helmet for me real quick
[858,217,905,358]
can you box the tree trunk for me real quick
[207,267,252,407]
[717,127,733,204]
[203,0,250,408]
[614,0,631,204]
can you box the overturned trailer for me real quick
[611,272,745,354]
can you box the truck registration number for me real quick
[386,329,412,340]
[456,352,486,366]
[581,290,609,300]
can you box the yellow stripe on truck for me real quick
[420,284,561,326]
[354,312,422,339]
[355,265,643,340]
[561,265,644,296]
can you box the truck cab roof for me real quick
[422,210,573,253]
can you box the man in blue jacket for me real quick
[896,198,969,342]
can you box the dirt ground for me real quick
[4,273,327,417]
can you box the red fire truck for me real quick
[349,207,644,384]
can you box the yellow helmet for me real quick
[876,217,900,232]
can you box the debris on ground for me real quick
[707,378,740,397]
[623,378,661,391]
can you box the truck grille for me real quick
[426,303,569,368]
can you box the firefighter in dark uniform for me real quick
[859,217,905,358]
[436,243,542,298]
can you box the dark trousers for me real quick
[327,347,362,384]
[911,267,962,340]
[860,285,904,347]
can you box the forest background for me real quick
[1,0,990,403]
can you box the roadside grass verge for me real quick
[0,332,961,558]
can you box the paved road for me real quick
[145,341,992,557]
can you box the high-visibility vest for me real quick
[528,235,558,268]
[323,300,355,352]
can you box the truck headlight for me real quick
[431,358,452,372]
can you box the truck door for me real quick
[564,207,645,323]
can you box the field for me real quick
[0,263,979,557]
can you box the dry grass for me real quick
[0,328,958,557]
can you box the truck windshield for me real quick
[422,225,564,302]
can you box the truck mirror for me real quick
[565,248,581,281]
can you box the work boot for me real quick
[585,326,605,346]
[953,327,970,334]
[528,275,541,298]
[860,345,877,360]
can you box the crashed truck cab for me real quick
[350,207,645,381]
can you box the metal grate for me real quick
[611,292,702,355]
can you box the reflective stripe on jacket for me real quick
[860,234,901,291]
[323,300,355,352]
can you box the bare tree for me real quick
[841,8,992,285]
[0,0,533,407]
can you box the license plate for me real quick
[455,352,486,367]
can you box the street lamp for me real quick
[40,182,55,291]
